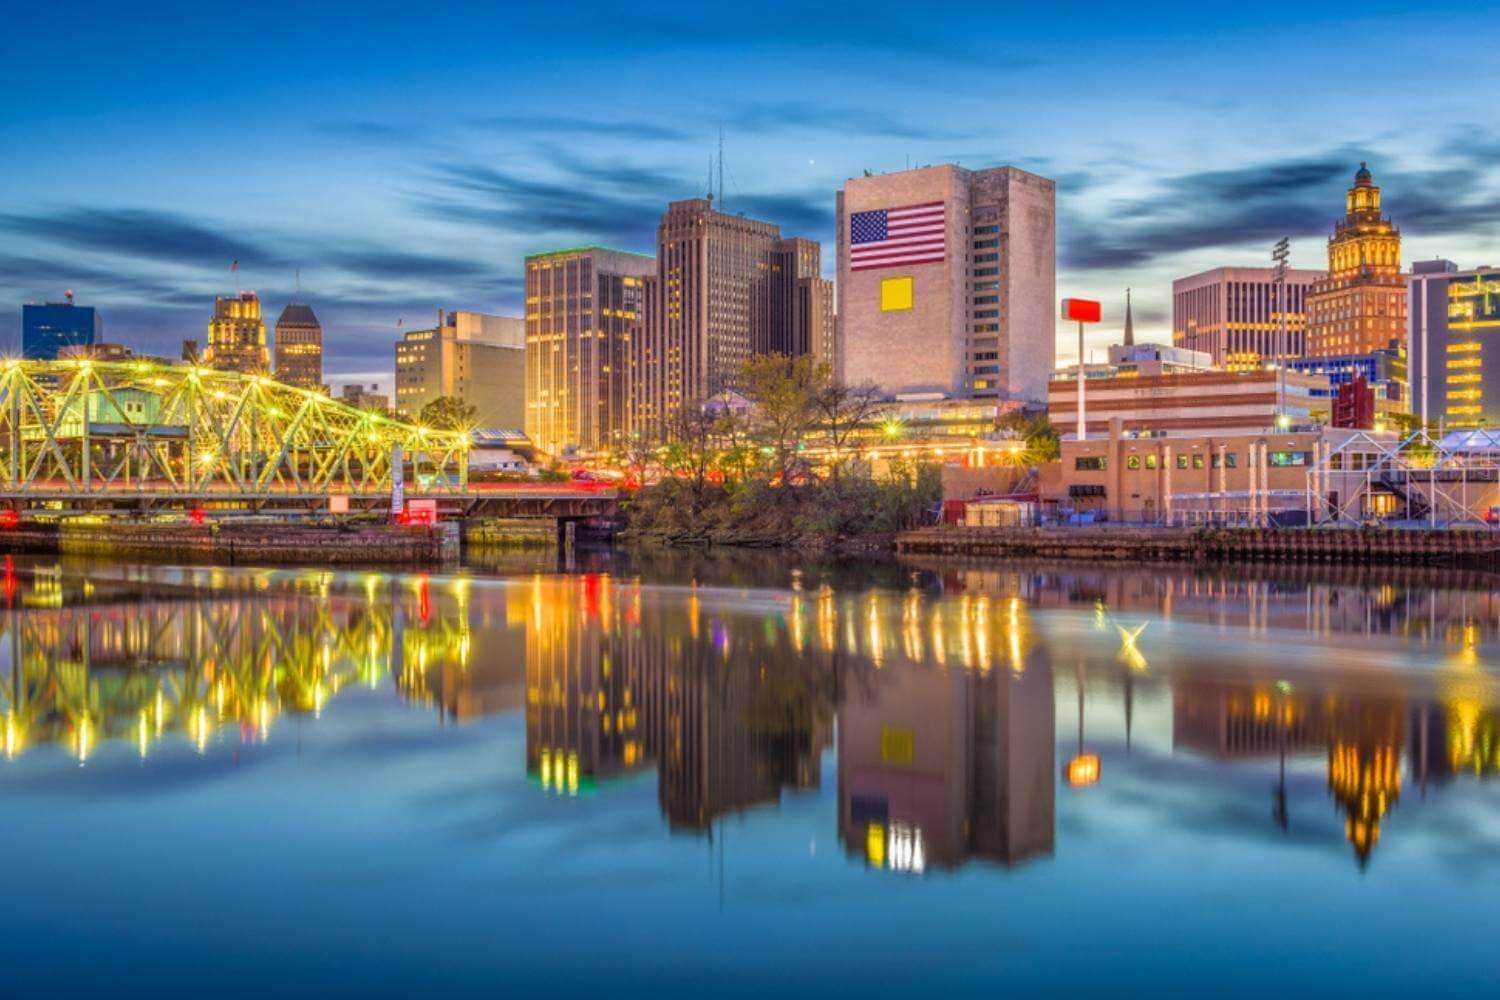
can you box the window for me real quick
[1176,454,1189,469]
[880,276,913,312]
[1145,454,1158,470]
[1126,455,1141,470]
[1193,454,1204,469]
[1075,456,1107,471]
[1269,450,1312,467]
[1226,453,1238,468]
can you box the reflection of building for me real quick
[838,654,1055,872]
[395,310,525,427]
[655,634,828,832]
[1171,675,1409,866]
[206,292,270,374]
[1172,266,1323,366]
[22,296,102,360]
[524,247,654,457]
[522,577,652,793]
[1306,164,1407,358]
[837,164,1056,403]
[273,302,323,390]
[1327,699,1404,868]
[1408,260,1500,428]
[1173,678,1325,758]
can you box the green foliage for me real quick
[997,409,1060,463]
[622,356,945,548]
[418,395,479,431]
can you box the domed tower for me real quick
[1305,163,1407,357]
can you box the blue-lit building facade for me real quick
[1286,348,1406,419]
[21,300,102,359]
[1409,260,1500,428]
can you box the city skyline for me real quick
[5,2,1500,387]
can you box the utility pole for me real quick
[1272,237,1290,427]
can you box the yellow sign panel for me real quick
[880,276,913,312]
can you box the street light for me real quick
[1272,237,1290,424]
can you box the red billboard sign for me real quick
[1061,298,1102,323]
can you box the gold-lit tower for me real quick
[1305,163,1407,357]
[206,292,270,374]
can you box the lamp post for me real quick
[1062,298,1102,442]
[1272,237,1290,425]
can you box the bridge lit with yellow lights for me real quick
[0,359,471,509]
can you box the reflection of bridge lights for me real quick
[5,712,24,760]
[137,711,150,759]
[191,706,211,752]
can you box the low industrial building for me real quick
[1039,418,1399,524]
[1048,368,1330,439]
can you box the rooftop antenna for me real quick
[707,156,714,204]
[717,124,725,208]
[295,268,302,299]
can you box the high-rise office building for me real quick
[836,164,1055,403]
[1172,266,1324,366]
[206,292,269,374]
[1306,163,1407,357]
[631,197,827,438]
[524,247,654,457]
[21,295,101,360]
[1408,260,1500,428]
[778,236,836,371]
[273,302,323,391]
[394,310,525,429]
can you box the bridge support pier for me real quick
[557,518,577,569]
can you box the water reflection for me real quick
[2,555,1499,875]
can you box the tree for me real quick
[997,409,1060,464]
[812,378,887,487]
[418,396,479,431]
[660,400,721,515]
[738,354,821,486]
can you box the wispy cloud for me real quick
[0,208,280,270]
[1062,149,1500,270]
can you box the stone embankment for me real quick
[896,525,1500,566]
[0,520,460,566]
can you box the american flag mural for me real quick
[849,201,946,271]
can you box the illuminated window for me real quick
[880,276,913,312]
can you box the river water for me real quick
[1,550,1497,996]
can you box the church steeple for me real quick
[1123,288,1134,346]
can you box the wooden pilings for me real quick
[894,525,1500,567]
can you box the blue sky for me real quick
[4,0,1500,386]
